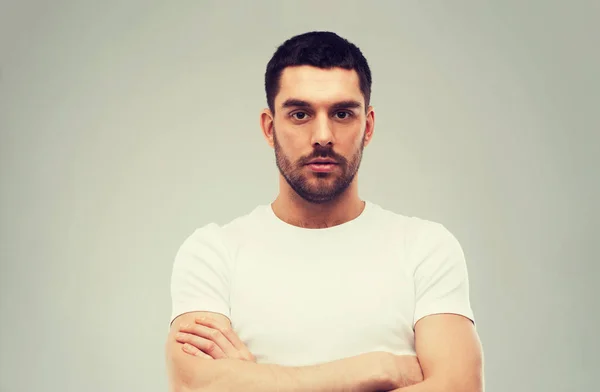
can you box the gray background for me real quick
[1,1,598,391]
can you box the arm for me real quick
[166,312,397,392]
[391,221,484,391]
[174,311,421,390]
[389,314,484,392]
[167,227,422,391]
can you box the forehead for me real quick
[276,66,363,108]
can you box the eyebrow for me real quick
[281,99,363,111]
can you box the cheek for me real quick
[277,133,309,156]
[354,127,368,147]
[342,129,365,151]
[275,138,303,164]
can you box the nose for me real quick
[310,115,334,147]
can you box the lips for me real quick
[307,159,337,165]
[307,162,337,172]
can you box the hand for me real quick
[175,316,255,362]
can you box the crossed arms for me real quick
[165,311,484,392]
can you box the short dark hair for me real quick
[265,31,372,113]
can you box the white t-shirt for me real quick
[169,201,475,366]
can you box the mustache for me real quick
[306,146,344,164]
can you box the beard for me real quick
[273,127,366,204]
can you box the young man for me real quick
[165,31,484,392]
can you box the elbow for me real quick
[165,354,205,392]
[166,351,222,392]
[169,384,208,392]
[458,380,484,392]
[440,366,484,392]
[167,365,214,392]
[168,374,216,392]
[168,379,193,392]
[167,372,194,392]
[168,384,184,392]
[451,379,483,392]
[428,377,483,392]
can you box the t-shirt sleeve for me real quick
[410,220,475,328]
[169,223,232,327]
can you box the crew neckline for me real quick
[265,200,373,233]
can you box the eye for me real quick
[291,111,309,121]
[335,111,353,120]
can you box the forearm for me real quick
[387,378,482,392]
[387,379,437,392]
[169,352,390,392]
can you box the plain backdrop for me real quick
[1,1,598,391]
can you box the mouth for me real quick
[306,162,338,172]
[306,159,338,165]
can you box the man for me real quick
[165,31,484,392]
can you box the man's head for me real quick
[260,31,375,205]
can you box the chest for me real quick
[229,242,417,366]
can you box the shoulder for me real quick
[178,204,268,256]
[176,222,225,258]
[368,202,462,264]
[369,202,454,243]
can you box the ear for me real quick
[363,105,375,147]
[260,108,275,148]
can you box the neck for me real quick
[271,180,365,229]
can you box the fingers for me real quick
[175,330,227,359]
[195,317,256,362]
[175,316,256,361]
[196,323,236,356]
[181,343,213,359]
